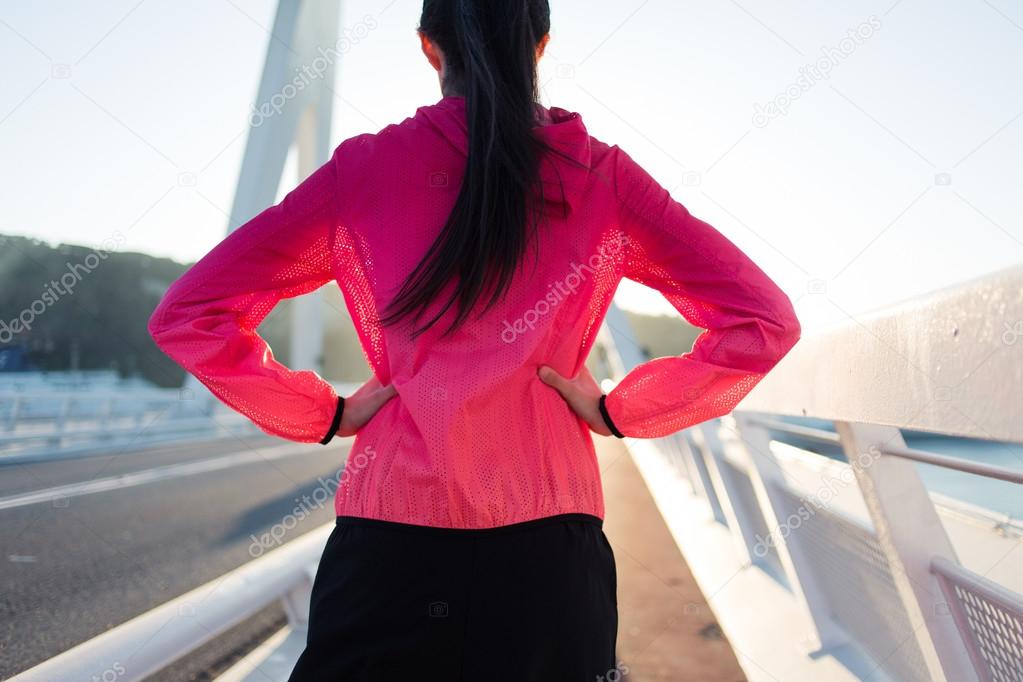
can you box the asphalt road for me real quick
[0,433,351,679]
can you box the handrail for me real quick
[747,417,842,445]
[736,265,1023,443]
[882,445,1023,484]
[11,523,332,682]
[1,382,361,457]
[0,416,260,464]
[749,418,1023,484]
[0,416,250,445]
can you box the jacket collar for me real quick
[416,95,593,214]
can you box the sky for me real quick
[1,0,1021,330]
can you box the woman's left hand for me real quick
[339,376,398,436]
[538,364,613,437]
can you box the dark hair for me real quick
[379,0,583,339]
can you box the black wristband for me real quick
[320,395,345,445]
[598,394,625,438]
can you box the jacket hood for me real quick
[414,95,593,214]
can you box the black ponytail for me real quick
[379,0,583,339]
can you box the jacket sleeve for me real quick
[147,149,342,444]
[603,146,801,439]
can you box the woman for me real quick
[148,1,801,679]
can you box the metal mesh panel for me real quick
[771,483,932,682]
[934,561,1023,681]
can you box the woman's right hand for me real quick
[339,376,398,437]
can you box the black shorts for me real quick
[288,513,619,681]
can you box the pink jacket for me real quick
[148,95,801,529]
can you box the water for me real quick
[769,417,1023,519]
[905,435,1023,519]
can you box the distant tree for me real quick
[0,234,187,386]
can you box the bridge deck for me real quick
[599,436,747,680]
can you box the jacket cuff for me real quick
[599,394,625,438]
[320,395,345,445]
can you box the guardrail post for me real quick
[692,423,758,564]
[682,427,728,524]
[101,396,115,433]
[728,413,851,653]
[5,396,21,432]
[669,432,701,496]
[56,396,72,433]
[835,421,980,682]
[280,565,317,634]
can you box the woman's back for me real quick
[148,94,800,529]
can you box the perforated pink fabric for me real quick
[148,95,800,529]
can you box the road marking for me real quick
[0,445,338,511]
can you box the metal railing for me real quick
[881,444,1023,484]
[0,390,257,460]
[603,265,1023,682]
[11,523,332,682]
[0,382,361,460]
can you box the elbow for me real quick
[147,289,180,349]
[147,299,169,345]
[147,305,163,343]
[746,295,801,373]
[147,272,196,346]
[781,309,802,350]
[772,298,802,359]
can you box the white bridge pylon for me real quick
[183,0,342,403]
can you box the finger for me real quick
[376,384,398,402]
[366,385,397,409]
[538,365,567,391]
